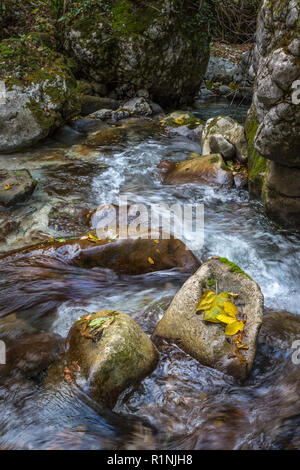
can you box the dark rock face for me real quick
[246,0,300,227]
[64,0,210,106]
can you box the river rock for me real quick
[158,155,234,188]
[86,126,127,147]
[205,56,237,85]
[245,0,300,227]
[209,134,236,160]
[202,116,248,163]
[0,169,36,207]
[154,258,264,379]
[0,35,81,153]
[1,232,200,276]
[122,97,153,116]
[47,310,159,407]
[234,172,248,190]
[64,0,209,106]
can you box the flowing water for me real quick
[0,99,300,450]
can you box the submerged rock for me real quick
[47,310,159,407]
[158,155,234,188]
[86,126,127,147]
[154,258,264,379]
[202,116,248,163]
[1,231,200,276]
[0,169,36,207]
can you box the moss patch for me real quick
[218,257,252,279]
[245,107,268,197]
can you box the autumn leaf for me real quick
[196,290,230,323]
[88,232,100,241]
[148,257,155,264]
[196,289,244,336]
[225,320,244,336]
[88,317,110,330]
[174,115,186,125]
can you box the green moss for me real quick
[245,107,268,197]
[218,257,252,279]
[112,0,155,35]
[221,161,230,171]
[210,156,219,164]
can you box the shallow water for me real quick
[0,99,300,450]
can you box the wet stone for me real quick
[0,169,36,207]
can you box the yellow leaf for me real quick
[174,116,186,125]
[225,320,244,336]
[148,257,155,264]
[197,291,230,323]
[4,184,12,190]
[196,290,215,311]
[154,240,159,244]
[223,301,238,318]
[88,232,100,241]
[216,313,236,325]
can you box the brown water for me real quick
[0,100,300,450]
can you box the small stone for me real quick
[0,169,36,207]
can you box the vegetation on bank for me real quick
[0,0,259,43]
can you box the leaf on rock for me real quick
[225,320,244,336]
[88,317,110,330]
[196,289,245,337]
[174,116,186,125]
[223,301,238,317]
[196,290,230,323]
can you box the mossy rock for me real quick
[162,111,204,130]
[0,35,81,153]
[47,310,159,407]
[245,106,268,198]
[64,0,210,106]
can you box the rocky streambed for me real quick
[0,97,300,450]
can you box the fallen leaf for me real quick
[225,320,244,336]
[148,257,155,264]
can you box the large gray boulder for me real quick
[205,56,237,85]
[155,258,264,379]
[0,36,81,153]
[246,0,300,226]
[64,0,210,106]
[47,310,159,407]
